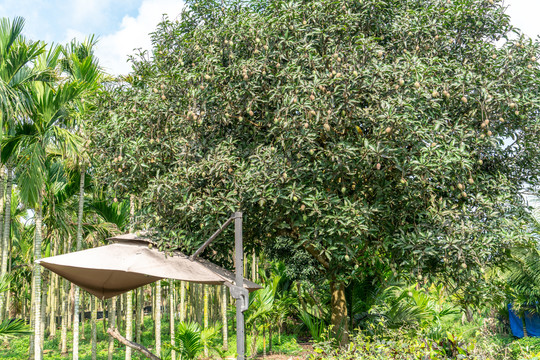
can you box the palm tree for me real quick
[2,45,88,360]
[60,36,102,360]
[0,16,47,321]
[170,321,222,360]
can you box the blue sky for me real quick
[0,0,141,44]
[0,0,538,75]
[0,0,184,74]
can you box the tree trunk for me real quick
[108,297,116,360]
[81,292,85,340]
[0,166,6,293]
[33,194,43,360]
[269,325,272,354]
[203,284,209,356]
[250,321,258,357]
[29,274,35,359]
[222,285,228,351]
[0,168,12,320]
[135,288,142,343]
[169,282,175,360]
[91,295,97,360]
[68,283,74,330]
[40,279,46,348]
[252,250,256,282]
[155,281,161,357]
[48,273,56,338]
[73,165,85,360]
[61,278,69,354]
[263,325,266,357]
[330,280,349,346]
[180,281,185,323]
[48,239,58,339]
[125,193,136,360]
[125,291,133,360]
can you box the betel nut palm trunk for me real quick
[73,165,85,360]
[0,167,12,320]
[34,191,44,360]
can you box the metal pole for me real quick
[234,212,244,360]
[190,217,234,259]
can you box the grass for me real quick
[0,316,304,359]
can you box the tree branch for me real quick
[303,243,330,269]
[107,327,161,360]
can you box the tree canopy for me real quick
[88,0,540,340]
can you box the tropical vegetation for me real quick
[0,0,539,359]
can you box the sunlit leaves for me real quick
[89,0,540,303]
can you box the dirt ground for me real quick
[253,342,313,360]
[224,342,314,360]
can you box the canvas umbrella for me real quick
[37,233,260,299]
[37,212,256,360]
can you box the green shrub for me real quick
[309,328,540,360]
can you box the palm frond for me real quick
[86,197,130,231]
[174,321,204,360]
[298,309,326,342]
[0,319,31,338]
[0,17,25,59]
[17,141,46,207]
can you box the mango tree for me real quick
[88,0,540,344]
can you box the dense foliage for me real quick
[88,0,540,340]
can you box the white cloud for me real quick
[505,0,540,39]
[90,0,185,75]
[69,0,112,25]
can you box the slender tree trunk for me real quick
[40,280,46,348]
[47,273,55,338]
[135,288,141,343]
[155,281,161,357]
[118,295,123,331]
[0,166,6,289]
[5,286,10,318]
[29,275,35,359]
[263,325,266,357]
[81,292,85,340]
[180,281,185,323]
[139,286,144,331]
[222,285,228,351]
[91,295,97,360]
[108,297,116,360]
[194,284,201,325]
[48,239,58,339]
[169,282,175,360]
[269,325,272,354]
[125,291,132,360]
[250,321,258,357]
[61,278,69,354]
[73,165,85,360]
[252,251,256,282]
[125,194,135,360]
[33,194,43,360]
[0,168,12,320]
[203,284,209,357]
[68,283,74,330]
[330,280,349,346]
[151,284,155,322]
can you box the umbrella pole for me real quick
[234,212,245,360]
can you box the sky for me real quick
[0,0,185,75]
[0,0,538,75]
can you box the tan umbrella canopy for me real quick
[37,233,261,300]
